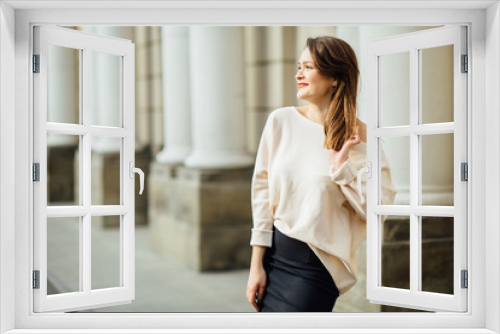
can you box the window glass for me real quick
[421,133,454,206]
[381,136,410,205]
[47,134,80,206]
[380,52,410,127]
[421,216,454,294]
[47,217,81,295]
[91,51,122,127]
[47,44,80,124]
[92,216,121,290]
[381,215,410,290]
[421,45,454,124]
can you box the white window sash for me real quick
[32,25,136,313]
[366,25,468,312]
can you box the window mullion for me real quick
[82,47,92,294]
[417,47,423,294]
[409,47,420,295]
[79,45,84,295]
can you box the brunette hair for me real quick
[306,36,360,151]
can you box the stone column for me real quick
[185,26,253,169]
[156,26,192,164]
[149,26,193,263]
[150,27,254,271]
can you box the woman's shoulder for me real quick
[268,106,295,119]
[265,106,296,127]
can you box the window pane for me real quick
[421,45,454,124]
[91,51,121,127]
[47,217,81,295]
[381,215,410,290]
[91,136,121,205]
[380,136,409,205]
[92,216,121,290]
[380,52,410,127]
[421,216,454,294]
[421,133,454,206]
[47,44,80,124]
[47,134,80,206]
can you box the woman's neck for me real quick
[304,101,330,125]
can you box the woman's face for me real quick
[295,48,337,104]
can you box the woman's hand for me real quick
[329,128,361,172]
[246,264,267,312]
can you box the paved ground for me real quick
[47,219,388,313]
[48,220,254,313]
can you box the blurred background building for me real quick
[46,25,453,313]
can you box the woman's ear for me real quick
[332,79,338,88]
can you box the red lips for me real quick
[298,83,309,88]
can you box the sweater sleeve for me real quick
[249,115,275,247]
[329,145,397,222]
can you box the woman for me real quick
[246,36,397,312]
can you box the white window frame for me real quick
[33,25,136,313]
[0,1,498,333]
[366,26,468,313]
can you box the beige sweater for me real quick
[250,106,397,295]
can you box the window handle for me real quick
[356,161,372,196]
[129,162,145,195]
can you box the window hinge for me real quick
[461,162,468,181]
[461,54,468,73]
[33,54,40,73]
[461,270,468,289]
[33,163,40,182]
[33,270,40,289]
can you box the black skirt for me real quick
[259,224,340,312]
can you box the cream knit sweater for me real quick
[250,106,397,294]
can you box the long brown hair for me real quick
[306,36,360,151]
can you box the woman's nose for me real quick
[295,71,303,80]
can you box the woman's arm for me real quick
[329,121,397,220]
[247,114,276,311]
[330,147,397,221]
[249,115,275,247]
[246,245,268,311]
